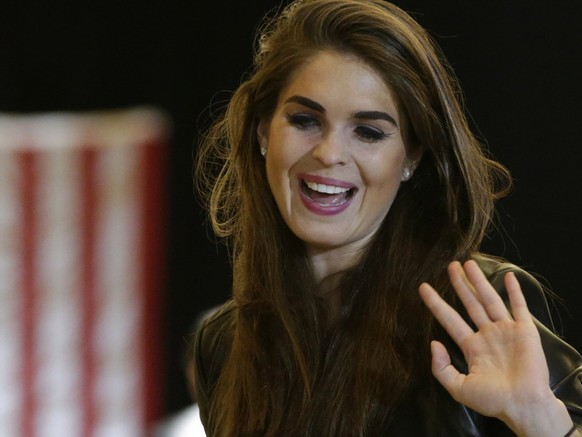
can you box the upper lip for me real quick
[298,173,357,190]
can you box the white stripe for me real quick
[35,149,83,437]
[0,151,24,437]
[0,108,169,152]
[94,144,142,437]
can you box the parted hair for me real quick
[195,0,510,435]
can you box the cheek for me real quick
[362,152,405,189]
[266,131,301,182]
[265,148,293,200]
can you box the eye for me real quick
[286,113,320,130]
[354,125,387,143]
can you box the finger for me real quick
[447,261,491,327]
[504,271,532,322]
[430,340,465,398]
[463,260,512,322]
[419,282,474,346]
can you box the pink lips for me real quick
[298,174,357,216]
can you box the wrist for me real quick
[504,394,573,437]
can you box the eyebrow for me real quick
[284,95,398,128]
[353,111,398,128]
[284,95,325,112]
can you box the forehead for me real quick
[277,51,400,117]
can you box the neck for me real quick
[308,242,365,285]
[308,243,365,325]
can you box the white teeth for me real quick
[305,181,350,194]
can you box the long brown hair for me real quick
[195,0,510,435]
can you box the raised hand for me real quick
[418,260,575,437]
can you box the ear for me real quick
[407,157,420,173]
[406,141,423,163]
[401,155,421,182]
[257,119,269,149]
[403,143,423,178]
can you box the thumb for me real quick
[431,340,464,397]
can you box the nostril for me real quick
[312,142,347,166]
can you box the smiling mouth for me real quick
[301,180,356,206]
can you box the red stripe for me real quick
[20,150,38,437]
[80,147,98,437]
[138,141,167,431]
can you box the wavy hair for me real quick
[195,0,510,435]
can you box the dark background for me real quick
[3,0,581,419]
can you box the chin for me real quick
[299,233,355,252]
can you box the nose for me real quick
[311,130,348,166]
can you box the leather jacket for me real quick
[193,256,582,435]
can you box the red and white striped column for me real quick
[0,107,169,437]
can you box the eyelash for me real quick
[285,113,388,143]
[286,113,319,129]
[354,126,388,143]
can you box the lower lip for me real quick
[298,182,354,216]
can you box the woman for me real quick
[193,0,582,435]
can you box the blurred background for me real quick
[1,0,580,435]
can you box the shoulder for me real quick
[193,300,237,409]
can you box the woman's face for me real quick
[258,51,412,255]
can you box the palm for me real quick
[450,317,548,417]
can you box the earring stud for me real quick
[401,167,412,181]
[260,147,267,157]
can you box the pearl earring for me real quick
[401,167,412,181]
[260,147,267,157]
